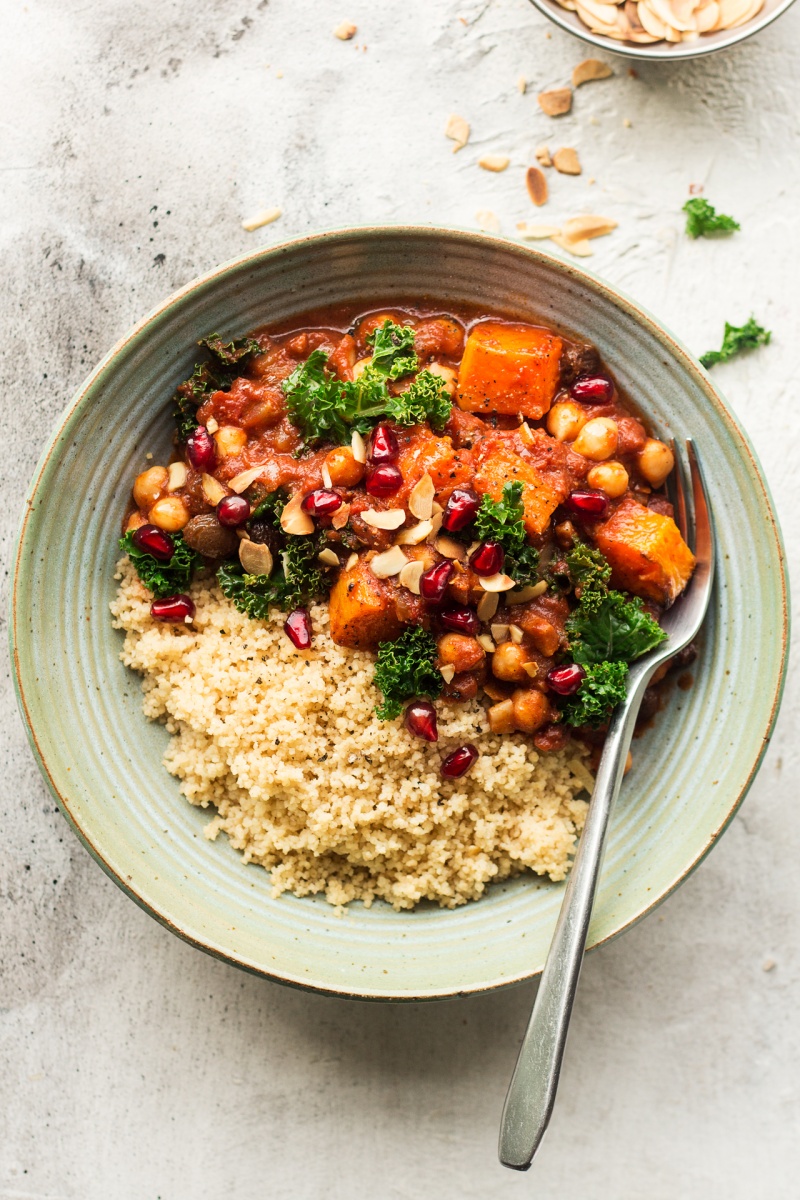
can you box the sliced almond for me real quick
[716,0,754,21]
[398,560,425,594]
[321,462,333,489]
[479,154,511,172]
[538,88,573,117]
[516,75,528,93]
[535,144,553,168]
[445,113,470,152]
[396,519,434,545]
[517,222,562,240]
[477,634,497,653]
[696,0,720,27]
[408,472,435,520]
[434,535,467,560]
[476,210,501,234]
[572,58,613,87]
[205,416,219,435]
[509,624,524,645]
[351,429,367,464]
[318,548,340,567]
[491,623,511,642]
[361,508,406,530]
[241,207,281,233]
[167,461,187,491]
[553,147,582,176]
[579,0,626,23]
[561,214,618,240]
[507,581,548,603]
[551,234,594,257]
[429,510,444,537]
[522,662,540,679]
[526,166,549,207]
[637,0,668,34]
[477,590,499,622]
[229,466,266,494]
[281,491,315,536]
[647,0,696,27]
[331,501,350,530]
[201,473,227,507]
[439,664,456,684]
[518,421,535,447]
[345,553,359,572]
[370,546,409,579]
[333,21,357,39]
[239,539,273,576]
[479,572,516,593]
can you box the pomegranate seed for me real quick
[301,489,343,516]
[366,463,403,497]
[570,374,614,404]
[405,700,438,742]
[217,495,251,527]
[368,424,399,464]
[419,560,454,604]
[441,744,479,779]
[565,490,610,520]
[132,523,175,562]
[150,594,195,623]
[442,488,480,532]
[284,608,312,650]
[439,605,480,636]
[470,540,505,577]
[546,663,586,695]
[185,426,216,472]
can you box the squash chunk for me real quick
[394,427,474,507]
[474,442,568,537]
[457,321,562,419]
[328,555,405,649]
[594,496,695,605]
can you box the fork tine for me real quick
[669,437,691,547]
[686,439,714,571]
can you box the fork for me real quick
[498,439,715,1171]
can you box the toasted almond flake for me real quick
[637,1,669,34]
[647,0,696,27]
[398,560,425,594]
[229,466,265,494]
[351,430,367,463]
[333,21,357,39]
[526,166,549,208]
[241,207,282,233]
[477,634,497,653]
[370,546,409,579]
[561,215,618,241]
[236,528,251,541]
[518,421,535,447]
[439,664,456,684]
[507,581,548,603]
[509,624,524,644]
[434,535,467,560]
[167,461,187,491]
[201,473,227,507]
[361,508,406,530]
[551,234,594,257]
[205,416,219,435]
[408,472,435,520]
[517,75,528,93]
[535,144,553,167]
[572,58,613,87]
[431,501,444,515]
[716,0,755,21]
[445,113,470,152]
[479,572,516,593]
[491,623,511,642]
[579,0,625,23]
[396,519,434,545]
[429,511,444,537]
[475,210,501,234]
[569,756,597,793]
[321,462,333,489]
[331,501,350,530]
[477,590,499,621]
[345,553,359,571]
[522,662,539,679]
[479,154,511,172]
[538,87,573,117]
[239,539,273,576]
[553,147,582,176]
[466,541,481,557]
[696,0,719,27]
[318,548,340,567]
[281,492,315,536]
[517,222,562,240]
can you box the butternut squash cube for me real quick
[328,555,405,649]
[474,444,568,537]
[594,496,695,605]
[457,321,562,419]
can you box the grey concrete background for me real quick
[2,1,799,1196]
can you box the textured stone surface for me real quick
[2,1,799,1195]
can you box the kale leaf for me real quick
[474,481,539,586]
[560,661,628,729]
[282,350,353,446]
[699,316,772,369]
[373,626,443,721]
[199,332,262,367]
[567,591,667,665]
[216,536,327,618]
[365,320,419,380]
[565,542,612,613]
[683,198,740,239]
[171,333,261,443]
[119,530,198,599]
[383,370,453,430]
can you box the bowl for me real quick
[11,227,788,1000]
[527,0,797,60]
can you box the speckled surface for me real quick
[2,1,799,1195]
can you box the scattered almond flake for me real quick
[229,466,265,494]
[538,87,573,117]
[361,508,406,530]
[572,58,614,86]
[370,546,409,579]
[507,581,547,603]
[561,214,618,240]
[762,957,776,972]
[553,147,582,176]
[526,166,549,207]
[518,421,535,447]
[491,623,511,642]
[145,452,153,460]
[509,624,524,644]
[321,462,333,489]
[429,511,444,537]
[239,539,273,576]
[318,548,340,567]
[535,144,553,168]
[551,233,594,257]
[588,176,596,185]
[623,117,632,127]
[476,590,499,621]
[333,21,357,39]
[439,664,456,684]
[398,560,425,594]
[434,535,467,560]
[345,552,359,571]
[201,473,227,507]
[478,154,511,173]
[241,207,282,233]
[466,541,481,557]
[205,416,219,435]
[477,634,496,653]
[280,492,314,536]
[475,210,501,234]
[431,501,444,515]
[479,572,516,593]
[522,661,539,678]
[351,429,367,463]
[331,502,350,530]
[396,519,434,545]
[517,222,562,240]
[445,113,470,153]
[408,472,435,520]
[236,528,251,541]
[517,75,528,93]
[167,461,187,491]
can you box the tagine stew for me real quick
[121,307,696,776]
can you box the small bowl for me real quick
[11,227,789,1000]
[527,0,797,59]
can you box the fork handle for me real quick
[498,667,652,1170]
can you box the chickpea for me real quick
[125,510,147,533]
[572,417,619,462]
[133,465,169,511]
[488,698,516,734]
[214,425,248,458]
[511,688,552,734]
[521,615,560,658]
[325,445,365,487]
[638,438,674,488]
[437,633,485,673]
[555,520,577,549]
[426,361,458,395]
[587,460,629,499]
[148,495,190,532]
[547,401,587,443]
[491,641,532,683]
[352,357,371,380]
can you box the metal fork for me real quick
[498,439,715,1171]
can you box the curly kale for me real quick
[217,536,327,618]
[567,591,666,666]
[699,316,772,369]
[365,319,419,380]
[120,530,198,599]
[171,333,262,442]
[373,627,443,721]
[199,332,263,367]
[384,371,452,430]
[565,542,612,613]
[560,661,629,729]
[282,351,351,446]
[474,481,539,586]
[683,198,740,239]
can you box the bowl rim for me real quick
[10,224,790,1000]
[525,0,797,60]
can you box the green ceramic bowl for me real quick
[11,227,788,1000]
